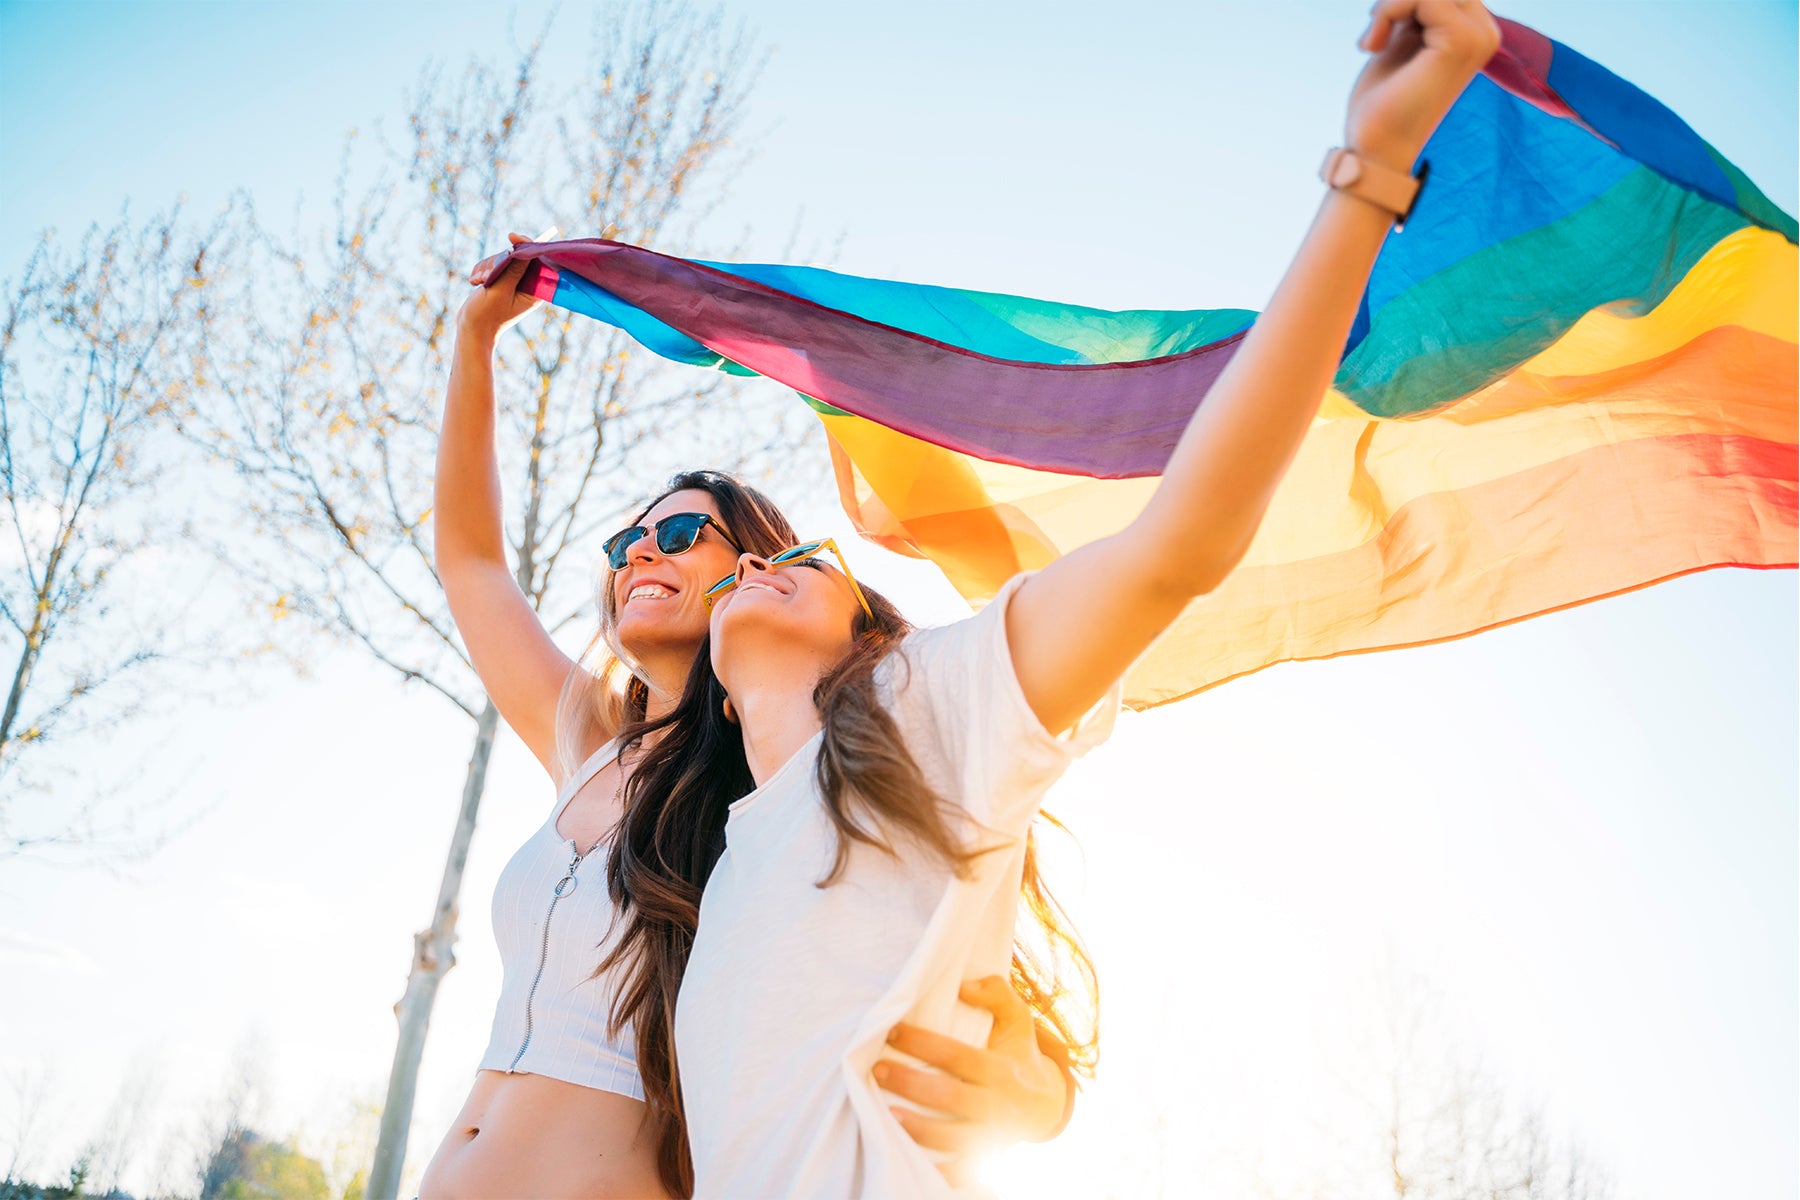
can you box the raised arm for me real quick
[436,233,587,774]
[1008,0,1502,735]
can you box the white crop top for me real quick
[476,739,644,1100]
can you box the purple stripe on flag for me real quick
[506,240,1242,479]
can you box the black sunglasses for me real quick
[603,512,742,570]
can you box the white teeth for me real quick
[628,584,673,601]
[739,579,780,593]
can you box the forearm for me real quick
[996,1,1500,734]
[435,321,509,568]
[1004,183,1402,734]
[1135,184,1393,593]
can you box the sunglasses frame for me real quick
[702,538,874,620]
[603,512,742,571]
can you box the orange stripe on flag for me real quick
[819,233,1797,706]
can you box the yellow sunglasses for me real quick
[702,538,873,619]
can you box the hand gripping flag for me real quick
[494,18,1797,710]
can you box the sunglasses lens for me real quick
[604,527,647,569]
[772,541,825,564]
[656,513,708,556]
[702,573,734,608]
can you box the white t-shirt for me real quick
[674,575,1120,1198]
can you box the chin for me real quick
[617,607,705,652]
[718,599,853,665]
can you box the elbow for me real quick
[430,514,456,569]
[1128,493,1264,602]
[1142,537,1251,604]
[432,533,461,584]
[1194,536,1254,595]
[433,522,491,579]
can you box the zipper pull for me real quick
[553,846,581,897]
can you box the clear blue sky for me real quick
[1,2,1794,1196]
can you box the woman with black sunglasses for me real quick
[421,264,1076,1197]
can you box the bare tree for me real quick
[181,5,806,1193]
[193,1034,269,1200]
[0,208,216,858]
[1299,971,1615,1200]
[79,1057,164,1199]
[1,1062,57,1190]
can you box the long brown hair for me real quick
[585,470,798,1195]
[806,584,1100,1094]
[594,471,1098,1196]
[807,588,1100,1085]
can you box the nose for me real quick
[734,552,773,582]
[627,532,664,567]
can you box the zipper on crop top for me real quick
[508,840,585,1071]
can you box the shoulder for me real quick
[882,574,1026,682]
[888,572,1120,758]
[871,576,1033,740]
[870,573,1119,830]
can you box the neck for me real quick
[636,644,699,723]
[731,668,827,788]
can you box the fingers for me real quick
[468,253,506,287]
[1361,0,1434,57]
[888,1105,985,1156]
[874,1056,989,1117]
[959,976,1035,1045]
[467,233,537,286]
[1456,2,1502,60]
[1360,0,1414,53]
[882,977,1031,1091]
[1362,0,1496,59]
[469,253,529,290]
[886,1022,998,1087]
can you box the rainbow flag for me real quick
[503,17,1797,709]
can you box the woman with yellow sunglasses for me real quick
[608,3,1504,1195]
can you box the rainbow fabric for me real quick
[504,17,1797,709]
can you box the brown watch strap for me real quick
[1319,147,1424,226]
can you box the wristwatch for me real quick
[1319,147,1428,229]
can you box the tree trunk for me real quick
[367,699,501,1200]
[0,597,50,757]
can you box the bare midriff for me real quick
[418,1070,671,1200]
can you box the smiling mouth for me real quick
[735,579,784,597]
[627,583,677,603]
